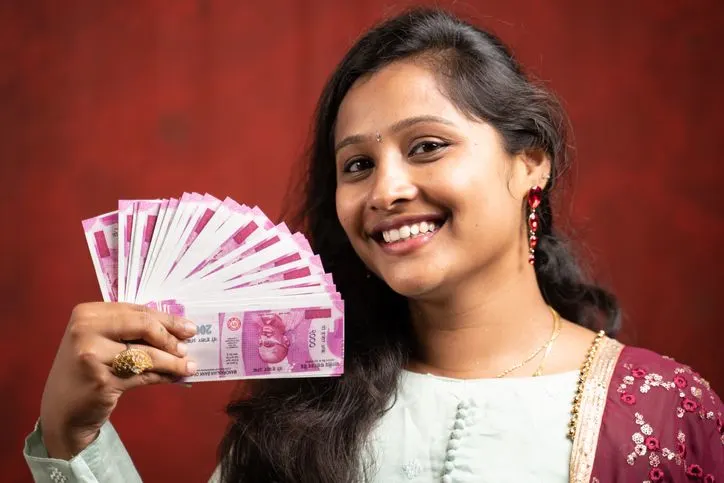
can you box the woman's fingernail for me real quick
[177,342,187,356]
[186,361,197,374]
[184,321,197,334]
[183,383,192,389]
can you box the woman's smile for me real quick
[368,213,448,255]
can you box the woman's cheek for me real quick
[443,163,475,191]
[335,191,356,232]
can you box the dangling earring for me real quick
[527,186,542,265]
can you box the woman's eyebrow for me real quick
[334,115,455,154]
[389,115,455,133]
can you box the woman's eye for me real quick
[409,140,448,156]
[343,157,374,173]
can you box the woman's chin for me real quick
[380,272,446,299]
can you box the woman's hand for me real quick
[39,302,197,459]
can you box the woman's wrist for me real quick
[40,419,99,460]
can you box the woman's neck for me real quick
[407,266,553,379]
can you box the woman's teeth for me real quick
[381,221,439,243]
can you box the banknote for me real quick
[126,200,163,302]
[202,228,302,280]
[136,198,179,302]
[178,203,256,282]
[117,201,135,301]
[82,193,345,381]
[141,192,204,301]
[224,255,326,290]
[159,300,345,381]
[82,211,119,302]
[187,227,314,294]
[185,206,274,281]
[222,236,315,288]
[162,197,250,288]
[167,194,221,278]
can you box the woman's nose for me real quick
[367,161,418,211]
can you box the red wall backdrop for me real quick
[2,1,722,481]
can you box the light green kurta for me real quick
[25,370,579,482]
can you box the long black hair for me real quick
[219,8,619,482]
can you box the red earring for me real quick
[527,186,542,265]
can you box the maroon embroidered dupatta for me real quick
[569,339,723,482]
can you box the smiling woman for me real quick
[335,62,547,298]
[24,7,723,483]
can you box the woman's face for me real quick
[334,60,546,299]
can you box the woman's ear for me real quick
[512,149,552,196]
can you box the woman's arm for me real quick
[24,420,141,483]
[25,301,197,482]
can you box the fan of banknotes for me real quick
[81,193,344,382]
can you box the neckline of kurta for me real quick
[402,368,579,383]
[399,368,581,399]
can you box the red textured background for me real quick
[2,1,722,481]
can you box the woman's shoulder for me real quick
[593,341,723,479]
[609,343,722,426]
[617,344,711,375]
[612,344,721,412]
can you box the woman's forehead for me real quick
[334,61,462,140]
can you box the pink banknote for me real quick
[82,193,345,381]
[199,226,296,281]
[156,301,345,381]
[82,211,119,302]
[166,194,221,277]
[117,201,135,301]
[135,198,180,302]
[185,204,260,278]
[227,241,314,284]
[226,255,326,289]
[126,200,163,302]
[160,197,249,290]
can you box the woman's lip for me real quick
[374,221,444,255]
[369,213,447,235]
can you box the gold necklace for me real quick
[531,311,562,376]
[495,307,560,378]
[567,329,605,440]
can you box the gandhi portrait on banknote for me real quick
[256,314,293,364]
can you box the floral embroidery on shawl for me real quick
[589,347,723,482]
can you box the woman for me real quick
[24,8,722,483]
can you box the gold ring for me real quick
[112,345,153,378]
